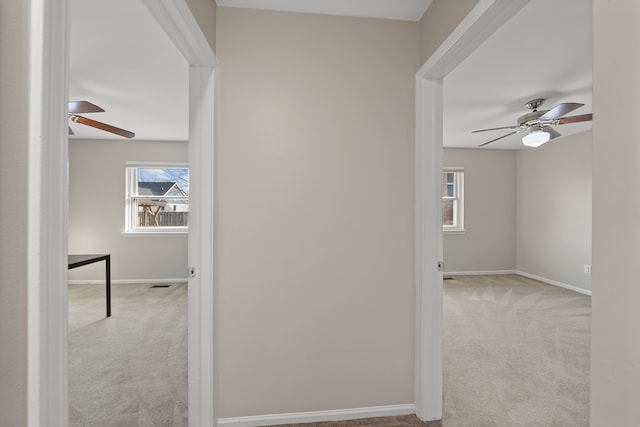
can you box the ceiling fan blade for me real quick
[542,126,561,139]
[70,115,135,138]
[557,113,593,125]
[539,103,584,120]
[478,131,518,147]
[472,125,519,133]
[68,100,105,114]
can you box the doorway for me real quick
[413,0,530,421]
[27,0,219,425]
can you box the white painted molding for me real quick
[444,270,516,276]
[28,0,70,425]
[414,75,444,422]
[417,0,530,80]
[29,1,218,426]
[140,2,220,425]
[414,0,530,422]
[187,65,219,427]
[67,278,187,285]
[141,0,218,67]
[515,271,592,296]
[218,404,415,427]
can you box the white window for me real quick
[442,168,464,232]
[125,163,189,234]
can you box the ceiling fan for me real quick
[473,98,592,147]
[68,100,135,139]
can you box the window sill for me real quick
[443,229,467,235]
[122,230,188,237]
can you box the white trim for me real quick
[414,74,444,422]
[444,270,516,276]
[122,231,188,237]
[416,0,530,80]
[186,65,219,426]
[68,278,187,285]
[125,160,189,167]
[414,0,529,422]
[218,404,415,427]
[123,163,190,234]
[29,0,219,426]
[28,0,70,425]
[515,271,592,296]
[140,1,219,425]
[442,169,464,232]
[141,0,218,67]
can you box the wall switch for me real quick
[584,264,591,274]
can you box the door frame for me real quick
[413,0,529,421]
[27,1,219,425]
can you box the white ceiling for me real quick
[69,0,188,141]
[216,0,433,21]
[444,0,592,149]
[70,0,592,148]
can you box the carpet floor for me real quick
[68,282,188,427]
[441,275,590,427]
[68,274,590,426]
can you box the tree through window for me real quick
[125,164,189,233]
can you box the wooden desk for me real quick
[68,254,111,317]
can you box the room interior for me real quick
[8,0,640,425]
[67,0,592,424]
[66,2,593,282]
[67,0,190,283]
[441,0,592,294]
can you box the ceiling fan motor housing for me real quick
[518,98,547,126]
[517,110,548,126]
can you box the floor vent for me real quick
[444,276,455,280]
[150,284,171,288]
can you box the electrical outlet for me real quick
[189,267,196,278]
[584,264,591,274]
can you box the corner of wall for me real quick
[184,0,217,53]
[418,0,481,65]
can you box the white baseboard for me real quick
[67,278,187,285]
[444,270,516,276]
[515,271,592,296]
[217,404,415,427]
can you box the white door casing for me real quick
[27,0,219,425]
[413,0,529,421]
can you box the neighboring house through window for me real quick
[443,168,464,232]
[125,163,189,234]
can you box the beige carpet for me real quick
[68,282,188,427]
[68,275,590,426]
[442,275,590,427]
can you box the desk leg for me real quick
[106,255,111,317]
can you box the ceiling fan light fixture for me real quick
[522,129,550,147]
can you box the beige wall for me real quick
[0,0,28,424]
[516,131,592,292]
[185,0,217,51]
[418,0,480,64]
[216,7,419,417]
[591,1,640,424]
[68,140,188,281]
[442,148,517,273]
[6,0,639,423]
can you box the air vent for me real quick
[150,284,171,288]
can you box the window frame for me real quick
[442,167,465,233]
[124,161,189,236]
